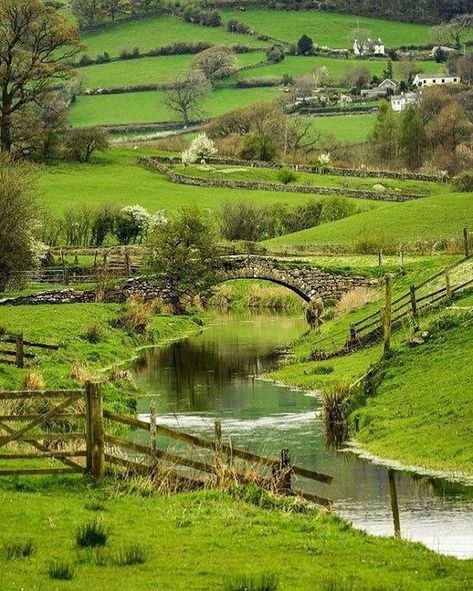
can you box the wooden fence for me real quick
[0,383,333,507]
[0,333,59,368]
[311,248,473,359]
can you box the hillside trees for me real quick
[369,101,399,163]
[163,74,210,125]
[65,128,110,163]
[399,107,428,169]
[431,14,473,49]
[193,46,236,86]
[297,34,314,55]
[0,0,81,154]
[0,161,41,291]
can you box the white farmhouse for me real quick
[413,73,461,87]
[353,38,385,56]
[391,92,418,112]
[361,78,398,99]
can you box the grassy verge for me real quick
[1,481,473,590]
[354,294,473,476]
[0,302,201,410]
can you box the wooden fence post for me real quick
[214,420,223,485]
[15,334,24,369]
[388,469,401,539]
[464,227,470,259]
[409,285,419,330]
[85,381,105,478]
[150,403,157,459]
[399,247,404,275]
[279,448,292,493]
[378,250,383,267]
[383,274,393,356]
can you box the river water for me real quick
[132,311,473,559]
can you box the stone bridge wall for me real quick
[0,256,375,307]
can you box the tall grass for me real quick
[322,382,351,448]
[2,539,35,560]
[48,559,75,580]
[76,520,110,548]
[223,573,279,591]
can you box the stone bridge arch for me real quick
[214,256,372,304]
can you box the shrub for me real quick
[266,44,285,63]
[112,543,149,566]
[223,573,279,591]
[2,539,35,559]
[452,170,473,192]
[48,560,75,580]
[277,168,297,185]
[78,53,93,67]
[76,520,109,548]
[322,382,351,447]
[84,324,104,344]
[117,297,156,334]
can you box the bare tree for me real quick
[162,75,210,125]
[431,15,473,50]
[193,46,236,86]
[0,0,81,153]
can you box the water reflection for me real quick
[133,311,473,559]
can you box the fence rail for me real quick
[0,334,59,368]
[311,236,472,359]
[0,383,333,507]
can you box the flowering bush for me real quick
[181,133,217,165]
[317,152,331,167]
[115,205,154,244]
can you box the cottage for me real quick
[391,92,418,112]
[361,78,397,99]
[413,73,460,87]
[353,38,385,56]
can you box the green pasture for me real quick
[237,56,442,83]
[175,162,436,196]
[80,53,264,89]
[69,86,280,127]
[40,148,382,215]
[303,113,377,142]
[81,14,266,59]
[221,8,435,48]
[264,189,473,248]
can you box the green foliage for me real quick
[266,44,285,63]
[297,34,314,55]
[148,205,218,313]
[369,101,399,164]
[277,168,297,184]
[48,559,75,580]
[76,520,110,548]
[240,133,278,162]
[2,539,35,560]
[65,127,109,163]
[84,323,104,344]
[452,170,473,192]
[400,107,427,170]
[223,573,279,591]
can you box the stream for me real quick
[132,311,473,559]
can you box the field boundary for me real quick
[140,158,425,202]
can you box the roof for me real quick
[414,73,457,80]
[391,93,417,100]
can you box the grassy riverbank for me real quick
[1,479,473,591]
[0,302,201,410]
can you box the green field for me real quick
[40,149,382,215]
[303,113,377,142]
[237,56,442,83]
[356,294,473,475]
[80,53,265,89]
[81,14,266,58]
[221,8,434,48]
[264,190,473,248]
[69,87,280,127]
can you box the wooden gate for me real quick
[0,382,103,477]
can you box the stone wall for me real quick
[139,158,424,202]
[146,154,446,183]
[0,256,376,307]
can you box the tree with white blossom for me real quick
[181,133,218,165]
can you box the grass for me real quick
[174,162,437,195]
[237,55,442,83]
[221,8,436,48]
[69,86,280,127]
[80,53,264,89]
[39,148,380,215]
[263,190,473,249]
[2,539,35,560]
[48,560,75,580]
[303,113,377,142]
[80,14,266,58]
[1,483,473,590]
[355,297,473,475]
[76,520,110,548]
